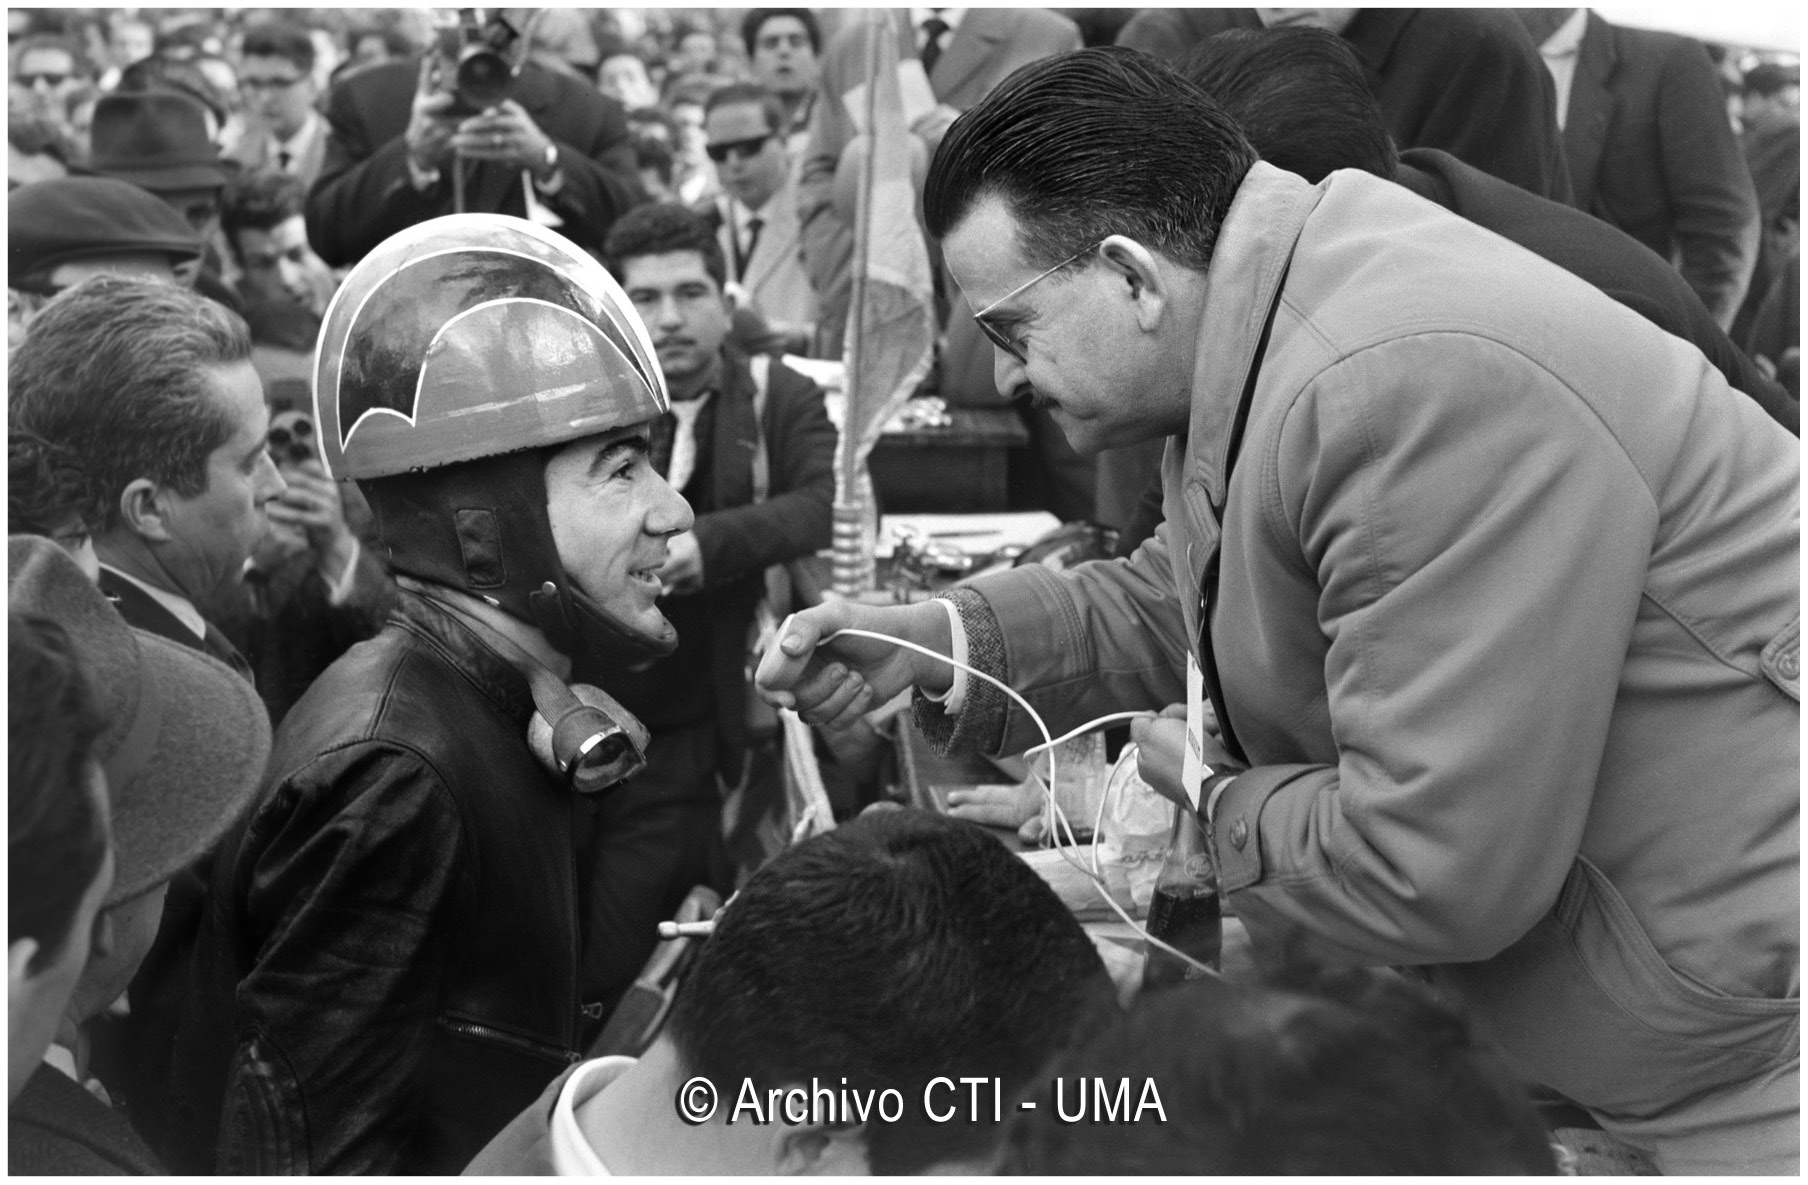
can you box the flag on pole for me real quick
[831,11,939,595]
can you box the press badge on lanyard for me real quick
[1184,652,1210,815]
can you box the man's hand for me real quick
[405,56,462,174]
[946,781,1043,829]
[754,599,954,729]
[265,461,357,587]
[1131,701,1239,811]
[657,530,703,597]
[449,100,557,179]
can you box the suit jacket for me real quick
[1562,12,1760,328]
[1340,8,1571,205]
[305,57,644,266]
[709,175,817,345]
[1396,147,1795,434]
[1113,7,1261,64]
[228,112,329,190]
[798,8,1082,357]
[8,1064,165,1175]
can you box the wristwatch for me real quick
[536,142,561,184]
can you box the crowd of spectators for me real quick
[6,6,1800,1178]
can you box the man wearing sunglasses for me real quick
[230,23,326,189]
[701,82,817,357]
[759,49,1799,1175]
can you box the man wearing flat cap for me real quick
[7,175,202,348]
[7,536,271,1175]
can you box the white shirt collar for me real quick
[549,1055,639,1176]
[1538,8,1589,58]
[273,109,321,160]
[912,7,965,36]
[99,563,206,641]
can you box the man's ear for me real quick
[9,938,40,991]
[777,1124,870,1175]
[117,478,174,543]
[1098,235,1167,333]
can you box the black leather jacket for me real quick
[169,591,619,1173]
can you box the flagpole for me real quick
[830,13,886,596]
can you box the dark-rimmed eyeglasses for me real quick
[705,133,772,164]
[972,241,1102,364]
[19,71,70,88]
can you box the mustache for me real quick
[1010,381,1052,411]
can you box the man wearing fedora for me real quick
[7,537,272,1175]
[81,90,243,313]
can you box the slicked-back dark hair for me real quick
[9,612,109,973]
[703,78,787,134]
[666,810,1117,1173]
[604,201,727,290]
[221,167,307,254]
[1002,960,1558,1174]
[1183,27,1398,184]
[924,46,1256,272]
[9,275,252,533]
[241,21,317,73]
[740,8,822,58]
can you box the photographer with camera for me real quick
[306,9,645,267]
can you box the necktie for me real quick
[921,15,949,77]
[203,619,256,684]
[739,215,764,278]
[277,147,292,172]
[667,393,713,493]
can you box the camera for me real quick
[434,9,522,115]
[267,410,318,468]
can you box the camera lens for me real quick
[456,47,511,109]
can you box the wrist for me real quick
[910,600,956,694]
[532,141,561,184]
[317,532,357,585]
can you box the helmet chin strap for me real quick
[528,578,677,668]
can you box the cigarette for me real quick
[658,919,716,940]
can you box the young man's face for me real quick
[232,214,331,313]
[240,52,318,143]
[152,359,287,600]
[543,424,693,648]
[750,16,818,100]
[705,99,788,212]
[6,765,112,1104]
[621,250,733,394]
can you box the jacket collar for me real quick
[394,584,537,723]
[1186,162,1321,513]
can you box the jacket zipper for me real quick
[440,1016,581,1065]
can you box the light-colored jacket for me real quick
[946,164,1799,1172]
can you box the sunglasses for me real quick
[705,133,772,164]
[971,241,1102,364]
[19,71,70,88]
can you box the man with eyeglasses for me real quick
[702,82,817,357]
[759,49,1799,1175]
[230,22,326,190]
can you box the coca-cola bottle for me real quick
[1142,800,1221,989]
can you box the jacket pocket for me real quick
[1438,858,1797,1123]
[216,1030,308,1175]
[1760,617,1799,701]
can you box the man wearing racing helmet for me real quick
[166,214,695,1174]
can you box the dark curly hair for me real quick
[603,201,726,290]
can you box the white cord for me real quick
[823,628,1221,979]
